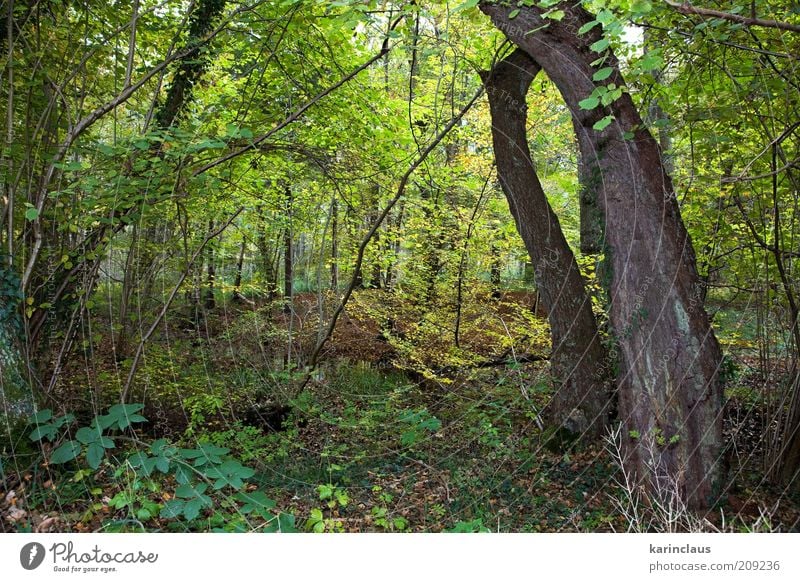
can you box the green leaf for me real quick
[593,67,613,82]
[180,443,229,466]
[173,463,193,484]
[578,96,600,110]
[640,51,663,72]
[104,403,147,430]
[204,459,255,490]
[593,115,614,131]
[400,429,419,447]
[589,37,610,53]
[453,0,479,12]
[446,518,490,533]
[128,452,156,477]
[155,457,170,473]
[136,507,153,521]
[184,498,204,521]
[631,0,653,15]
[50,440,81,464]
[86,442,105,469]
[29,424,57,442]
[578,20,600,35]
[31,409,53,424]
[237,491,276,514]
[508,8,520,19]
[275,512,296,533]
[76,425,101,445]
[160,499,185,519]
[24,207,39,221]
[176,482,208,499]
[318,484,334,500]
[596,9,615,26]
[544,9,565,21]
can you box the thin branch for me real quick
[20,11,238,292]
[121,208,243,403]
[724,122,800,187]
[664,1,800,33]
[721,158,800,183]
[192,14,405,176]
[125,0,140,88]
[301,85,485,383]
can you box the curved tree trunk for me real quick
[482,49,610,440]
[481,3,723,509]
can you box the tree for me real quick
[482,49,610,439]
[480,1,724,509]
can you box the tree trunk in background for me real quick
[490,244,502,300]
[257,205,279,301]
[0,265,32,430]
[116,225,140,360]
[232,238,246,301]
[283,185,293,314]
[330,196,339,291]
[482,49,611,439]
[204,219,216,310]
[481,3,723,509]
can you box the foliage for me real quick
[2,0,800,533]
[24,405,294,532]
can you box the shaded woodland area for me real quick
[1,0,800,532]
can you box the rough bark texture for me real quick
[481,2,724,508]
[576,143,604,255]
[482,49,610,439]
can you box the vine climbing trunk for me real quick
[482,49,611,439]
[481,2,724,509]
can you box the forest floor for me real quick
[3,291,800,532]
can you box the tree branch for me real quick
[121,208,243,403]
[300,85,486,385]
[663,1,800,34]
[193,14,406,176]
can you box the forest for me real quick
[0,0,799,534]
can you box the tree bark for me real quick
[481,3,724,508]
[232,238,247,301]
[330,196,339,291]
[482,49,611,439]
[283,185,293,314]
[204,219,216,310]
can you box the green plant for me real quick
[446,518,490,533]
[318,483,350,509]
[398,408,441,448]
[24,406,295,532]
[369,486,407,531]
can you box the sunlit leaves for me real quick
[593,115,614,131]
[593,67,614,82]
